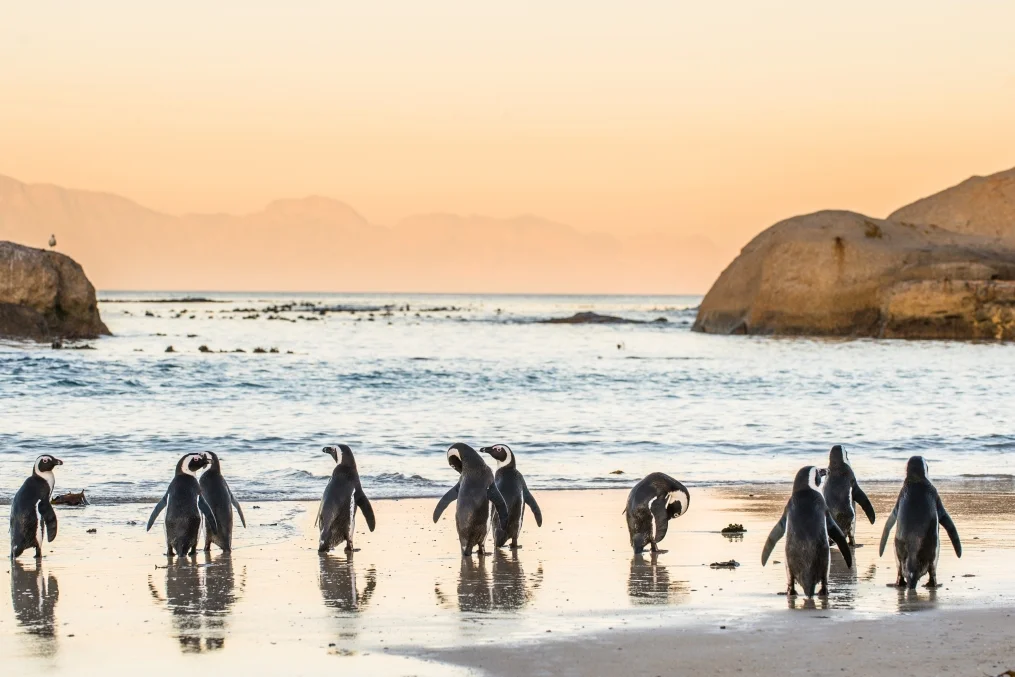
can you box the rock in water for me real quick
[0,240,111,340]
[693,208,1015,340]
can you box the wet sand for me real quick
[2,483,1013,675]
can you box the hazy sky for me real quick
[2,1,1014,251]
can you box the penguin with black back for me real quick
[199,451,246,552]
[822,444,876,547]
[433,443,510,556]
[624,472,690,554]
[879,456,961,588]
[147,453,217,557]
[316,445,376,553]
[10,455,63,559]
[762,466,853,597]
[479,444,542,549]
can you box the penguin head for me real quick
[906,456,929,481]
[323,445,355,468]
[176,453,209,477]
[793,465,826,492]
[34,455,63,475]
[665,488,690,519]
[480,444,515,468]
[203,451,221,471]
[828,445,848,467]
[446,443,482,474]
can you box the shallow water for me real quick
[2,292,1014,503]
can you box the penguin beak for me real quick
[480,447,507,462]
[54,458,64,466]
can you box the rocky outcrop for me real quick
[692,210,1015,340]
[0,241,110,340]
[889,168,1015,246]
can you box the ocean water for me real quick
[1,292,1013,503]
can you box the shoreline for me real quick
[3,486,1013,675]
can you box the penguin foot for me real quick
[786,586,798,596]
[510,544,522,549]
[818,586,829,597]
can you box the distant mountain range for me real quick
[0,174,724,293]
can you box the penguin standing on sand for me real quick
[433,443,510,556]
[624,472,691,554]
[479,444,542,549]
[762,466,853,597]
[879,456,961,588]
[822,445,876,547]
[147,453,217,557]
[10,455,63,559]
[199,451,246,552]
[316,445,376,553]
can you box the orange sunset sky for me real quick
[1,2,1014,293]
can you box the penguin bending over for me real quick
[199,451,246,552]
[624,472,690,554]
[147,453,217,557]
[879,456,961,589]
[762,466,853,597]
[822,445,876,547]
[480,444,542,549]
[10,455,63,559]
[433,443,510,556]
[316,445,376,553]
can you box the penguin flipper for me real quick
[879,504,898,557]
[433,482,459,523]
[488,484,510,530]
[229,488,246,528]
[523,485,542,527]
[761,510,787,566]
[355,488,376,532]
[39,499,58,542]
[650,495,670,544]
[936,498,961,558]
[147,492,169,532]
[198,495,219,533]
[852,481,876,524]
[826,513,853,568]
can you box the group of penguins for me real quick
[9,442,961,599]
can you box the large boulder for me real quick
[692,210,1015,340]
[889,168,1015,246]
[0,241,110,340]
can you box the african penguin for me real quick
[822,444,876,547]
[147,453,217,558]
[316,445,376,553]
[433,442,509,556]
[199,451,246,552]
[762,466,853,597]
[479,444,542,549]
[9,455,63,559]
[879,456,961,589]
[624,472,690,554]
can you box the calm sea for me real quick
[1,292,1013,503]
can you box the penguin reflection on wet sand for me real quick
[433,443,510,556]
[10,455,63,559]
[822,445,876,547]
[199,451,246,552]
[10,560,59,642]
[762,466,853,597]
[879,456,961,589]
[491,549,542,610]
[148,553,241,653]
[624,472,691,554]
[628,553,688,605]
[147,453,217,557]
[316,445,376,553]
[480,444,542,549]
[319,555,377,612]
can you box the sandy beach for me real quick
[2,482,1013,675]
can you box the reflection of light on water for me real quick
[147,553,244,653]
[10,560,60,655]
